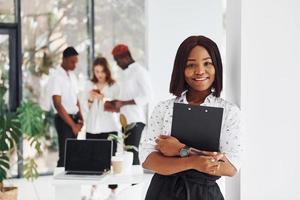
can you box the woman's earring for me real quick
[210,87,215,93]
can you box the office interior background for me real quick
[1,0,300,199]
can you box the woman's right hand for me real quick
[89,91,104,101]
[191,153,224,175]
[89,91,96,101]
[155,135,184,157]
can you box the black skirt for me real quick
[145,170,224,200]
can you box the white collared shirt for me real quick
[118,62,153,124]
[84,81,121,133]
[142,92,242,171]
[49,66,79,114]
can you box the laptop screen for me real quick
[65,139,112,173]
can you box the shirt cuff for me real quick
[51,90,62,96]
[225,154,241,172]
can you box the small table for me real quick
[52,166,145,200]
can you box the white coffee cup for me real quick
[111,156,123,174]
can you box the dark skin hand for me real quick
[144,135,236,176]
[155,135,223,158]
[104,101,119,112]
[104,55,136,112]
[76,100,84,124]
[104,99,135,112]
[143,151,224,176]
[53,95,83,135]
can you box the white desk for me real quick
[52,166,145,200]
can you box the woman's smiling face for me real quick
[184,45,215,93]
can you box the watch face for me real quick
[180,148,189,157]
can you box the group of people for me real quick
[49,44,152,168]
[49,35,242,200]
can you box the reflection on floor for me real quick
[5,173,225,199]
[4,173,153,200]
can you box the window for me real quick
[0,0,15,23]
[21,0,90,174]
[94,0,145,71]
[0,34,10,94]
[0,28,19,177]
[2,0,146,177]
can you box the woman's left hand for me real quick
[155,135,184,157]
[95,93,104,101]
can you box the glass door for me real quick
[0,28,18,111]
[0,28,19,177]
[0,0,15,23]
[0,34,10,100]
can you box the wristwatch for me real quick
[179,145,190,157]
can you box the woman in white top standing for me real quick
[85,57,120,154]
[85,57,120,197]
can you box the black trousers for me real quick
[54,114,77,167]
[145,170,224,200]
[124,122,145,165]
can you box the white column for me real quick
[225,0,241,200]
[241,0,300,199]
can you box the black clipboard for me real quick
[171,103,224,152]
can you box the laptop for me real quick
[171,103,224,152]
[54,139,112,180]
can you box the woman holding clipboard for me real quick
[142,35,242,200]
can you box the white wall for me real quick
[241,0,300,199]
[146,0,223,106]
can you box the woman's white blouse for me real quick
[142,92,242,170]
[84,81,121,134]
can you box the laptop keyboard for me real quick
[66,171,104,176]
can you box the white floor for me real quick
[3,173,153,200]
[4,173,225,200]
